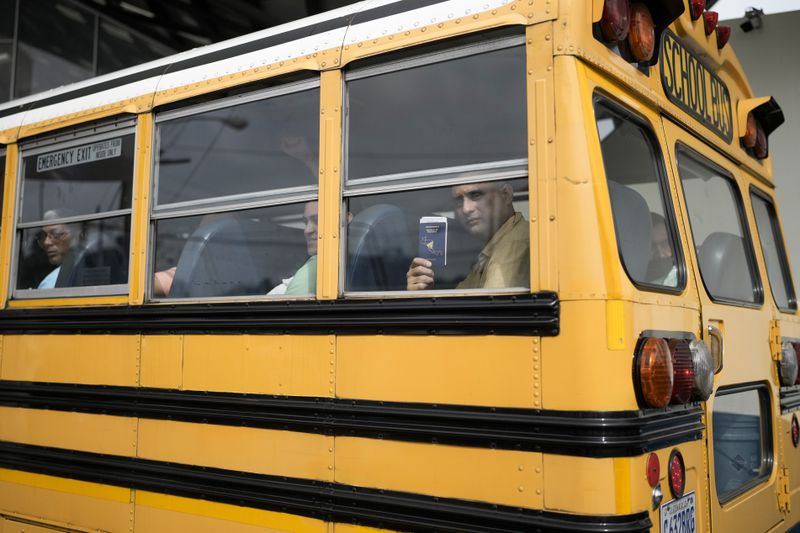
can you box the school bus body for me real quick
[0,1,797,532]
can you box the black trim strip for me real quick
[0,293,560,335]
[0,0,452,120]
[0,442,652,532]
[0,381,704,457]
[780,385,800,414]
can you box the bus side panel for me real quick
[1,335,140,386]
[0,469,132,532]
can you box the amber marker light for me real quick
[627,2,655,62]
[690,0,705,20]
[601,0,630,42]
[636,337,674,408]
[704,11,718,35]
[717,25,732,48]
[743,112,758,149]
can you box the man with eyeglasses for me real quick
[37,210,78,289]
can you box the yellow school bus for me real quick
[0,0,797,531]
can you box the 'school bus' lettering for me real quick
[660,30,733,143]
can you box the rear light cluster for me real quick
[738,97,785,161]
[778,339,800,386]
[634,335,714,408]
[595,0,684,65]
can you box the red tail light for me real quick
[690,0,705,20]
[668,339,694,404]
[717,25,732,48]
[754,122,768,159]
[636,337,673,408]
[646,453,661,488]
[704,11,718,35]
[668,450,685,498]
[627,2,656,62]
[794,343,800,385]
[601,0,630,42]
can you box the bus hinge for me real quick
[770,320,783,361]
[778,466,791,513]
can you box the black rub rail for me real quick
[0,293,559,336]
[0,441,652,533]
[0,381,704,457]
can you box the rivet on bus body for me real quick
[421,27,427,32]
[438,23,444,28]
[535,467,541,473]
[455,19,461,24]
[549,215,556,221]
[511,4,516,9]
[518,465,524,471]
[492,10,498,15]
[545,34,551,40]
[329,447,334,452]
[358,43,362,47]
[536,489,542,495]
[557,45,563,52]
[529,13,534,18]
[322,62,327,66]
[518,486,524,492]
[328,465,334,470]
[547,137,553,143]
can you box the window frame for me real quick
[675,144,764,308]
[11,118,137,299]
[592,94,687,294]
[147,77,321,302]
[340,32,530,298]
[749,186,797,313]
[712,382,774,504]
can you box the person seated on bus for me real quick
[269,200,353,295]
[646,212,678,287]
[37,209,80,289]
[406,181,529,290]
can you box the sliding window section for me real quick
[150,78,320,300]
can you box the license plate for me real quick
[660,491,696,533]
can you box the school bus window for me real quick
[14,131,135,295]
[344,35,529,293]
[677,149,762,305]
[594,101,683,290]
[151,80,319,299]
[712,386,773,503]
[750,190,797,312]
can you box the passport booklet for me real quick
[418,216,447,267]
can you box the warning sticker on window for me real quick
[36,138,122,172]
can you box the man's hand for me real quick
[406,257,435,290]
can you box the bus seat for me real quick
[347,203,413,291]
[607,180,652,281]
[56,229,127,288]
[169,215,300,298]
[698,232,754,301]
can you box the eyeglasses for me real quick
[36,229,71,246]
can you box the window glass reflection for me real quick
[16,215,130,290]
[0,0,15,39]
[347,45,526,179]
[345,178,529,292]
[156,88,319,206]
[153,202,312,298]
[14,0,94,98]
[751,193,796,310]
[678,151,759,303]
[20,134,135,223]
[98,20,172,76]
[712,388,771,501]
[0,43,11,102]
[595,105,681,290]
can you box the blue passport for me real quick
[418,216,447,267]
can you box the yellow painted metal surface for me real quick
[0,407,137,457]
[135,491,327,533]
[129,112,154,306]
[181,334,333,396]
[137,419,334,481]
[6,295,129,308]
[337,335,537,407]
[0,469,131,532]
[0,335,140,386]
[0,143,18,309]
[335,437,543,509]
[317,69,343,301]
[140,334,183,389]
[0,518,86,533]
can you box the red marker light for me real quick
[601,0,631,42]
[690,0,705,21]
[717,25,732,48]
[668,450,685,498]
[704,11,719,35]
[647,453,661,488]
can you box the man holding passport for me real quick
[406,181,529,290]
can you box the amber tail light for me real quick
[635,337,673,408]
[627,3,656,62]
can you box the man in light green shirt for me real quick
[406,181,530,290]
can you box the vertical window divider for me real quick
[317,69,343,301]
[130,112,154,306]
[0,144,17,307]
